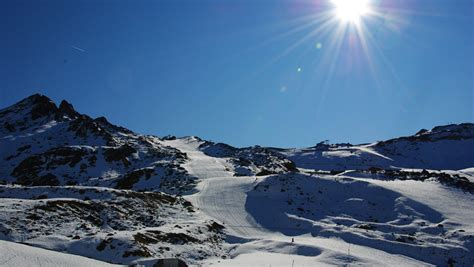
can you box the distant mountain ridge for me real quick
[1,94,473,191]
[275,123,474,171]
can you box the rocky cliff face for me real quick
[199,141,298,176]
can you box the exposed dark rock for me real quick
[256,169,273,176]
[58,100,80,119]
[395,234,416,243]
[104,145,136,162]
[17,145,31,152]
[153,258,188,267]
[162,135,177,140]
[134,230,199,245]
[28,94,59,120]
[3,122,15,132]
[94,116,132,134]
[12,147,88,185]
[116,168,154,189]
[122,249,152,258]
[415,129,429,135]
[368,167,383,173]
[354,224,376,230]
[68,115,112,142]
[96,238,112,251]
[207,221,225,232]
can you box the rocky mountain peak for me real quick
[58,100,80,119]
[21,93,54,105]
[2,94,84,122]
[25,94,59,120]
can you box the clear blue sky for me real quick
[1,0,473,147]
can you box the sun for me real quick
[331,0,371,23]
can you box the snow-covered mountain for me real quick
[1,94,473,266]
[0,94,197,194]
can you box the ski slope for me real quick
[164,138,266,237]
[164,138,472,266]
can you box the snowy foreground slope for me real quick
[1,94,473,266]
[0,240,119,267]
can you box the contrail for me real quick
[71,45,85,52]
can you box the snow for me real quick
[163,138,267,237]
[206,236,432,267]
[352,178,474,231]
[0,240,119,267]
[278,125,474,171]
[460,167,474,182]
[163,138,474,266]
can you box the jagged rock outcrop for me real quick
[199,141,298,176]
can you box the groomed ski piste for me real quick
[162,137,474,266]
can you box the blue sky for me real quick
[1,0,472,147]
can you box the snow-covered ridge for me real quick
[276,123,474,171]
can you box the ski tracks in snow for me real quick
[164,138,268,238]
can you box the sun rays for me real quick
[331,0,372,24]
[237,0,427,122]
